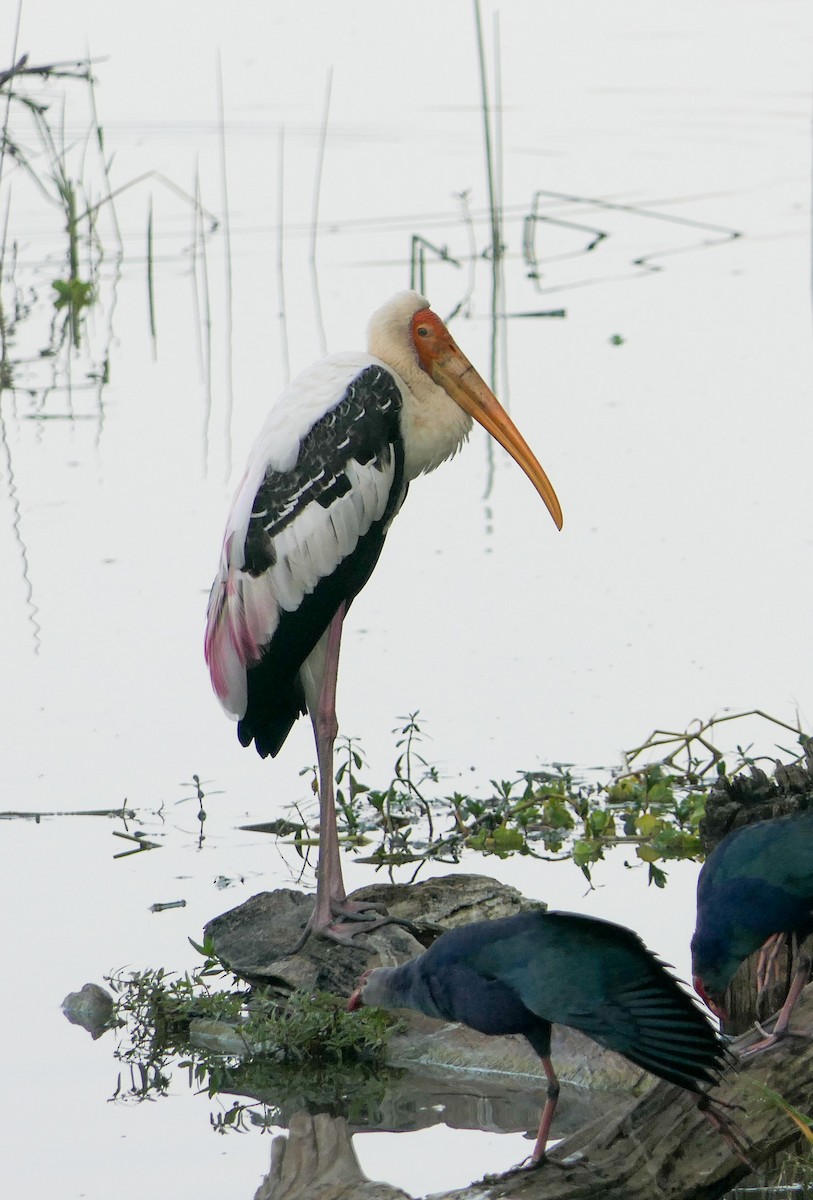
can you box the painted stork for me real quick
[205,291,562,944]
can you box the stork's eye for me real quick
[416,326,429,338]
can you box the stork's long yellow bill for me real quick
[412,311,563,530]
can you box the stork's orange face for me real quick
[410,307,563,531]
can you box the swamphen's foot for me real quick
[483,1153,577,1183]
[698,1096,755,1169]
[741,1024,813,1056]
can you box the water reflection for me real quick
[256,1113,403,1200]
[62,982,116,1040]
[0,399,39,649]
[522,189,741,292]
[61,979,623,1194]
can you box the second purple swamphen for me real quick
[691,807,813,1050]
[348,909,727,1165]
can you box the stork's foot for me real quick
[332,897,420,930]
[319,899,420,948]
[283,897,420,955]
[319,916,398,949]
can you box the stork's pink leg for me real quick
[304,603,403,947]
[306,602,349,935]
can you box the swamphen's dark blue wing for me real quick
[430,911,726,1091]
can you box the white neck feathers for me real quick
[367,291,472,481]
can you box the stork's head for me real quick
[368,290,563,530]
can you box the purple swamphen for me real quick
[691,807,813,1050]
[348,909,727,1165]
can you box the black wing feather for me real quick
[237,366,406,756]
[422,911,728,1093]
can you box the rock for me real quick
[348,873,544,943]
[189,1010,644,1097]
[204,875,541,994]
[61,982,116,1039]
[385,1015,647,1095]
[204,887,424,995]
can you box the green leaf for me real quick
[636,813,659,837]
[492,825,524,852]
[543,797,575,830]
[573,838,603,868]
[589,809,613,834]
[647,780,673,805]
[51,276,95,311]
